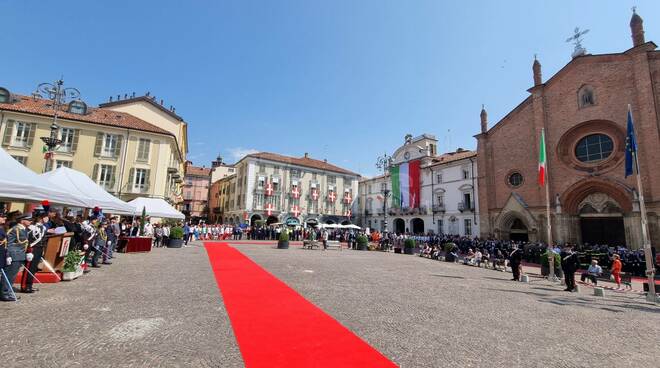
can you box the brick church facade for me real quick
[476,10,660,249]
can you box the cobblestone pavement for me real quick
[232,241,660,368]
[2,241,659,368]
[0,244,243,368]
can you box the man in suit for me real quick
[1,213,32,301]
[561,244,580,292]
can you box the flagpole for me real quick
[542,128,555,281]
[629,106,656,302]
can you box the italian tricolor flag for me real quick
[538,129,547,186]
[390,160,421,208]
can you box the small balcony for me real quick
[458,202,474,212]
[432,204,446,213]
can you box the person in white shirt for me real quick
[580,260,603,285]
[474,249,483,267]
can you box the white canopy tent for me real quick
[128,197,185,220]
[0,147,88,207]
[40,167,135,215]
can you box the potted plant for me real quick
[540,250,562,278]
[404,238,416,255]
[168,226,185,248]
[62,250,83,281]
[277,230,289,249]
[356,235,368,251]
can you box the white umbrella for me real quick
[41,167,135,215]
[0,147,88,207]
[127,197,185,219]
[344,224,362,230]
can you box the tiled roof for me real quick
[99,95,184,121]
[428,150,477,166]
[186,165,211,177]
[245,152,360,176]
[0,94,173,136]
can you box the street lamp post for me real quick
[33,79,80,172]
[376,153,393,234]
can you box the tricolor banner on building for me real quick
[389,160,421,208]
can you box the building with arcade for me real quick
[208,152,360,227]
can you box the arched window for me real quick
[0,87,10,103]
[578,85,595,108]
[575,134,613,163]
[68,100,87,114]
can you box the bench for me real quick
[582,271,632,289]
[326,240,342,250]
[303,240,321,250]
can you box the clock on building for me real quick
[404,151,411,160]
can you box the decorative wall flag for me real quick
[292,186,300,199]
[625,106,638,178]
[266,202,274,216]
[328,191,336,202]
[344,192,352,204]
[389,160,421,208]
[265,182,273,196]
[538,129,547,186]
[291,205,300,217]
[311,188,319,200]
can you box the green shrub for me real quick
[279,231,289,241]
[541,251,561,269]
[357,235,368,246]
[404,238,415,249]
[443,242,455,253]
[63,251,83,273]
[170,227,184,240]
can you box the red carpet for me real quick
[204,242,397,368]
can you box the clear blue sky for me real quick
[2,0,658,177]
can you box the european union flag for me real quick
[625,106,638,178]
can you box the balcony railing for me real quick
[432,204,446,213]
[458,202,474,212]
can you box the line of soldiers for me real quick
[1,203,118,302]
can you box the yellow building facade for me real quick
[0,87,187,211]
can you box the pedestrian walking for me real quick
[561,244,579,292]
[611,254,623,290]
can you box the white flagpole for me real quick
[629,105,656,302]
[542,128,555,281]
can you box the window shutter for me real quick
[109,166,116,190]
[144,169,151,192]
[71,129,81,153]
[114,135,123,158]
[127,168,134,192]
[2,120,13,146]
[92,164,99,183]
[26,123,37,148]
[94,133,103,157]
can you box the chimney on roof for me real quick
[304,152,309,158]
[160,99,164,106]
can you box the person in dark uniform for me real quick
[509,244,523,281]
[561,244,580,292]
[20,209,50,293]
[0,209,9,300]
[1,213,32,302]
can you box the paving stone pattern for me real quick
[0,244,243,368]
[2,240,659,368]
[236,242,660,368]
